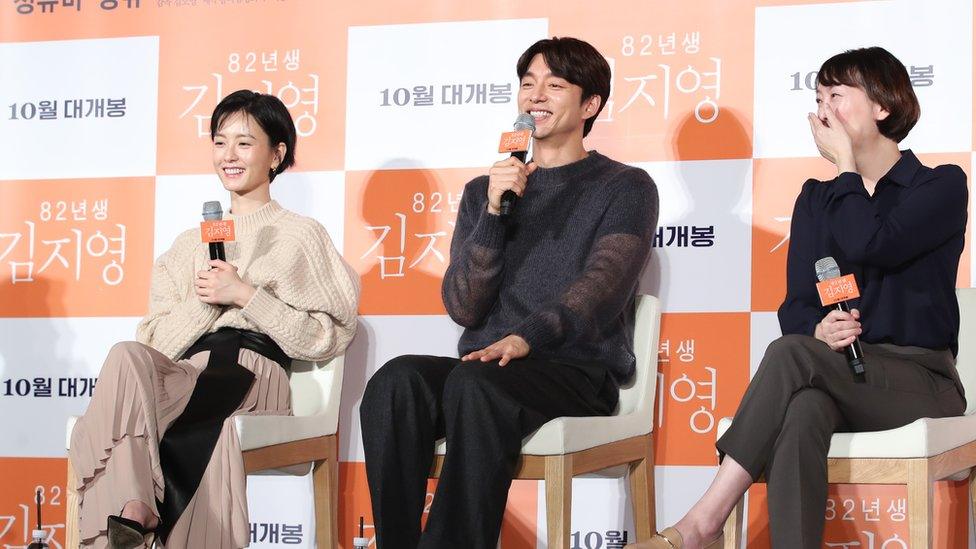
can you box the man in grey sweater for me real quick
[360,36,659,548]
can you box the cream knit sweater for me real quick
[136,200,360,362]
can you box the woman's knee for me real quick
[781,388,840,435]
[764,334,814,361]
[756,334,824,379]
[101,341,154,378]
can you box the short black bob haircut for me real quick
[210,90,297,181]
[516,37,612,138]
[817,47,920,143]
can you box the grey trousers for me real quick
[716,334,966,549]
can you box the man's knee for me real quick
[361,355,433,414]
[441,365,521,432]
[442,364,496,404]
[366,355,427,389]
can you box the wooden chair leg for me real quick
[545,455,573,549]
[312,435,339,549]
[628,434,655,542]
[723,496,744,549]
[970,468,976,541]
[907,459,932,549]
[66,458,79,549]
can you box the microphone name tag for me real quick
[816,273,860,306]
[498,129,531,153]
[200,220,236,243]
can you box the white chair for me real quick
[65,354,345,549]
[429,294,661,548]
[719,288,976,549]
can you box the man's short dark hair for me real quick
[516,37,611,138]
[210,90,297,181]
[817,47,920,143]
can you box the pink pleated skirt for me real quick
[69,341,291,548]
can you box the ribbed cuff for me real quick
[241,286,286,330]
[155,299,220,359]
[469,208,507,249]
[514,313,559,350]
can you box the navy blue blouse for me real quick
[778,150,968,355]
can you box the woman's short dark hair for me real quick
[516,37,611,138]
[817,47,920,143]
[210,90,297,181]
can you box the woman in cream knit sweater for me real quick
[68,90,360,548]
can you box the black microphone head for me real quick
[815,256,841,282]
[514,113,536,134]
[202,201,223,221]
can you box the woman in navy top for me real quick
[636,47,968,549]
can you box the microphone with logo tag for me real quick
[498,113,536,219]
[814,256,866,381]
[201,201,235,262]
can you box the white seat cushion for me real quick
[717,414,976,460]
[234,414,336,452]
[435,412,650,457]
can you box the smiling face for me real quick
[211,111,285,195]
[518,54,601,146]
[816,83,890,145]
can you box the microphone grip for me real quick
[833,301,866,381]
[499,190,517,217]
[209,242,225,262]
[500,150,529,219]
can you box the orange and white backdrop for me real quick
[1,0,974,547]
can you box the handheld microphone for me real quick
[814,256,866,381]
[498,113,536,218]
[201,201,230,262]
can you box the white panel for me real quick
[534,465,718,546]
[246,474,315,548]
[345,19,549,170]
[636,159,753,312]
[754,0,972,158]
[0,316,141,457]
[0,37,159,179]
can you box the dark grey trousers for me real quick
[359,354,618,549]
[717,335,966,548]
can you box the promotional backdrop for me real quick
[2,0,975,547]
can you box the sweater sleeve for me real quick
[136,233,221,360]
[441,176,508,327]
[240,220,360,362]
[512,170,658,349]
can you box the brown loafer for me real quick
[625,526,683,548]
[624,527,723,549]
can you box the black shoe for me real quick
[107,515,155,549]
